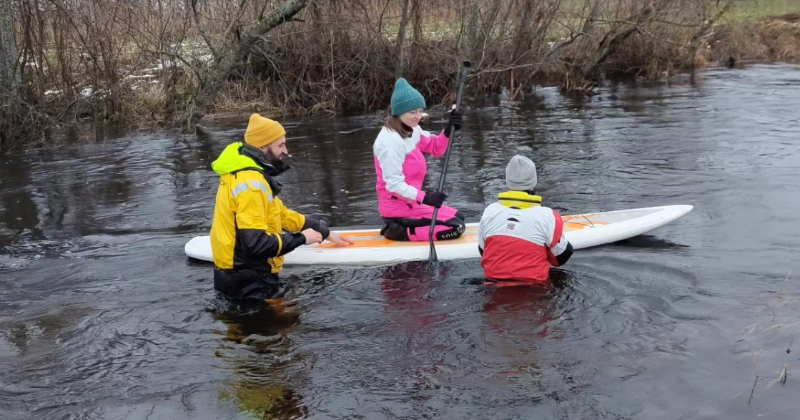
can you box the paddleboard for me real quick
[185,204,693,266]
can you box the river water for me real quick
[1,64,800,419]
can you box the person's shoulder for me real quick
[525,205,557,214]
[235,169,270,187]
[521,205,561,222]
[479,202,505,219]
[540,205,561,216]
[375,126,401,140]
[374,127,404,148]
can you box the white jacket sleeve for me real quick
[374,135,422,203]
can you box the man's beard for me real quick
[263,148,291,176]
[239,143,291,176]
[265,149,287,164]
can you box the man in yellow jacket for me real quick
[210,113,352,305]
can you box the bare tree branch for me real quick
[395,0,411,79]
[687,1,732,69]
[190,0,221,60]
[221,0,250,44]
[187,0,310,129]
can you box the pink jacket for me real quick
[373,125,450,218]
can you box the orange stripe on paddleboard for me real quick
[316,216,610,249]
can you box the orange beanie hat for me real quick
[244,113,286,148]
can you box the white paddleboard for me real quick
[185,204,693,266]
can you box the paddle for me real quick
[429,60,471,263]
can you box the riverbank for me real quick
[707,13,800,67]
[1,2,799,153]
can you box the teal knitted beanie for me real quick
[390,78,426,116]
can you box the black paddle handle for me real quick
[429,60,472,262]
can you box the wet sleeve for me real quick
[417,129,449,157]
[546,210,572,267]
[301,216,330,240]
[553,241,573,266]
[374,137,424,204]
[235,187,306,258]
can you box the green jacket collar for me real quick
[211,142,290,194]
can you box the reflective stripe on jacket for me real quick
[209,142,327,275]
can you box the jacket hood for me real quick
[211,142,291,177]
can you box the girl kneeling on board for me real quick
[373,78,466,242]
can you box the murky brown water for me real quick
[2,64,800,419]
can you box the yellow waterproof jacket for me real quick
[209,142,328,274]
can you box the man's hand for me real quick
[301,228,323,244]
[327,231,354,246]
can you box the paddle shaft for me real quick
[429,61,471,262]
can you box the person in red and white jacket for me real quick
[478,155,573,284]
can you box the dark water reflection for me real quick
[2,64,800,419]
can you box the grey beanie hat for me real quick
[505,155,538,191]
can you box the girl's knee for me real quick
[380,220,410,241]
